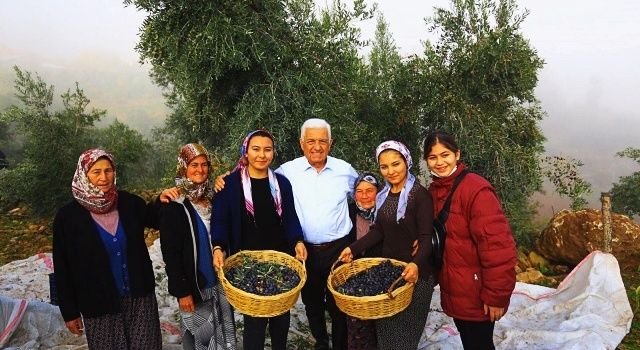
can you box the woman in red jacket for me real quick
[423,131,516,350]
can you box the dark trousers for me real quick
[454,318,495,350]
[243,312,290,350]
[302,235,351,350]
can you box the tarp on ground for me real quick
[418,251,634,349]
[0,244,633,349]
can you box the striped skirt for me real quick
[180,284,237,350]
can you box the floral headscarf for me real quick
[175,143,213,201]
[71,148,118,214]
[235,130,282,218]
[353,172,380,222]
[374,140,416,223]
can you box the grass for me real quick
[619,265,640,349]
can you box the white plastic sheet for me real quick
[0,245,633,349]
[418,251,633,349]
[0,296,26,347]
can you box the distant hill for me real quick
[0,45,168,135]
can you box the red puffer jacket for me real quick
[428,163,516,321]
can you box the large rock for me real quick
[536,209,640,269]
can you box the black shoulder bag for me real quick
[431,169,469,269]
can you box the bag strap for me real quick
[437,169,469,223]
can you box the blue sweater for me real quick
[211,170,304,255]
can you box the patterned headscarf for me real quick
[235,130,282,218]
[175,143,213,201]
[374,140,416,223]
[71,148,118,214]
[353,172,380,222]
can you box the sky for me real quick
[1,0,639,216]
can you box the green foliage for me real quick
[0,67,106,215]
[128,0,549,239]
[352,15,423,172]
[90,120,150,189]
[542,155,593,211]
[126,0,377,168]
[0,67,161,215]
[611,147,640,217]
[415,0,546,241]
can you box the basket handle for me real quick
[331,259,345,274]
[386,276,405,299]
[215,259,229,284]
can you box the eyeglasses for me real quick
[303,138,331,146]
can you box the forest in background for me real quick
[1,0,639,248]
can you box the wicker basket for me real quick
[217,250,306,317]
[327,258,415,320]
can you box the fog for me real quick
[1,0,639,219]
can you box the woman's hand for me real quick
[338,247,353,263]
[178,295,195,313]
[484,304,505,322]
[159,187,181,203]
[214,171,230,192]
[401,262,419,283]
[213,248,225,270]
[295,242,307,262]
[65,317,84,335]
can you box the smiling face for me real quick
[425,142,460,177]
[87,158,115,193]
[355,181,378,209]
[378,150,408,192]
[246,135,274,177]
[300,127,332,171]
[186,155,209,185]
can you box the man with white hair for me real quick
[275,118,358,350]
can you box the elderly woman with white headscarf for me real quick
[338,140,436,350]
[53,148,162,349]
[159,143,237,350]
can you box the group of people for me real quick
[53,117,517,350]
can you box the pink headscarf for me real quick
[71,149,118,214]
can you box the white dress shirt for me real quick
[276,156,358,244]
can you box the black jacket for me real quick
[158,198,212,303]
[52,191,159,322]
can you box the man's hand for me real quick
[295,242,307,262]
[484,304,505,322]
[65,317,84,335]
[178,295,195,313]
[214,171,231,192]
[159,187,181,203]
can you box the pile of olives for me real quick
[226,256,300,296]
[336,260,406,297]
